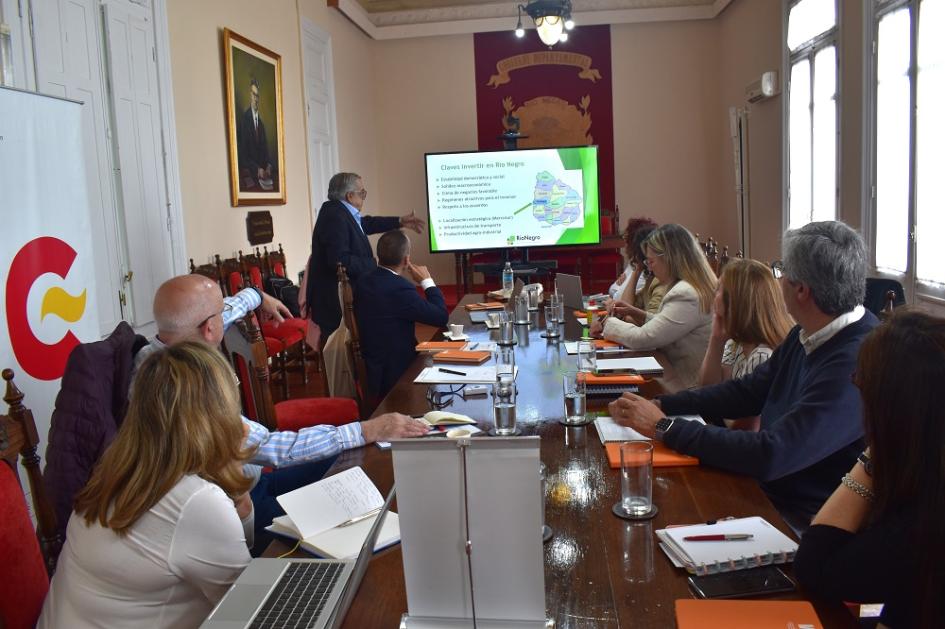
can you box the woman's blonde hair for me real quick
[718,258,794,348]
[75,342,253,534]
[643,224,717,312]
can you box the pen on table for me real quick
[438,367,467,376]
[683,534,754,542]
[468,342,479,350]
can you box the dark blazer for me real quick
[237,107,271,177]
[354,267,449,398]
[306,199,400,336]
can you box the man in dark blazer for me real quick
[355,229,449,398]
[305,172,424,337]
[236,77,273,189]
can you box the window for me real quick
[786,0,839,229]
[869,0,945,300]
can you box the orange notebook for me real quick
[573,309,603,318]
[416,341,466,351]
[605,441,699,468]
[465,301,505,311]
[432,350,491,364]
[583,373,645,386]
[593,339,621,349]
[675,600,823,629]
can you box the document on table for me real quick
[414,365,519,384]
[596,356,663,374]
[595,415,706,444]
[275,466,384,540]
[563,341,625,355]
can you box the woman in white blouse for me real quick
[592,223,717,389]
[698,258,794,430]
[40,342,254,629]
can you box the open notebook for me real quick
[656,516,798,575]
[266,466,400,559]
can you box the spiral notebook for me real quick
[656,516,798,575]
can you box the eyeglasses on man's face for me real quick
[770,260,784,280]
[198,302,233,330]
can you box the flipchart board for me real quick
[0,87,100,495]
[474,26,615,223]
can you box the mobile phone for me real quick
[687,566,796,599]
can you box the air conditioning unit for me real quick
[746,71,779,103]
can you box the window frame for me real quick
[865,0,945,305]
[782,0,842,232]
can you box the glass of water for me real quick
[561,371,588,425]
[576,340,597,373]
[543,305,560,338]
[492,372,518,436]
[619,442,654,517]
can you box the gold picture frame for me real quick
[223,28,286,206]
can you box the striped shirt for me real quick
[721,340,773,380]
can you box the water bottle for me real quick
[502,261,514,294]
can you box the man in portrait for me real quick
[237,77,274,190]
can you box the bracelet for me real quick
[841,473,875,502]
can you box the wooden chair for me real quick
[338,263,378,419]
[222,315,358,432]
[865,277,906,319]
[189,255,224,292]
[1,369,60,627]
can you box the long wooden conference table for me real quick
[267,295,857,628]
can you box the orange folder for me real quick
[465,301,505,311]
[416,341,466,351]
[593,339,621,349]
[675,600,823,629]
[573,309,603,318]
[605,441,699,468]
[583,373,645,386]
[432,350,491,364]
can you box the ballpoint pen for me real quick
[468,342,479,350]
[438,367,467,376]
[683,534,754,541]
[338,507,382,527]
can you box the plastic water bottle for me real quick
[502,261,514,294]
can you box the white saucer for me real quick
[443,331,469,341]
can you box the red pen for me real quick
[683,534,753,541]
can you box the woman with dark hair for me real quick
[606,217,665,313]
[794,310,945,628]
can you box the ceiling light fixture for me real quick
[515,0,574,47]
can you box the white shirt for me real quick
[39,475,251,629]
[382,264,435,290]
[799,305,865,355]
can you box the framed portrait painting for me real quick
[223,28,286,206]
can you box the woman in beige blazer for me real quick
[591,223,717,389]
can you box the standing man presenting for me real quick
[305,172,425,337]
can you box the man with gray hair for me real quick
[610,221,879,532]
[305,172,425,337]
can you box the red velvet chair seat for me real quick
[263,336,283,358]
[262,321,305,345]
[0,462,49,629]
[274,397,359,431]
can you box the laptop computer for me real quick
[555,273,585,310]
[201,486,396,629]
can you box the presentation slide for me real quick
[426,146,600,253]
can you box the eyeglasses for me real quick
[770,260,784,280]
[352,188,367,200]
[198,302,233,329]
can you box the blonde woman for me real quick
[592,223,717,388]
[40,342,254,629]
[699,258,794,430]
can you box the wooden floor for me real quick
[269,322,441,404]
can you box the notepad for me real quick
[675,600,823,629]
[596,415,705,444]
[465,301,505,311]
[432,350,491,364]
[413,365,518,384]
[420,411,476,426]
[656,516,798,575]
[583,373,646,386]
[563,339,623,354]
[268,466,401,559]
[416,341,466,351]
[596,356,663,375]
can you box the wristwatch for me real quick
[654,416,675,442]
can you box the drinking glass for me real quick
[492,372,517,436]
[498,319,515,345]
[561,371,588,426]
[576,340,597,373]
[619,442,654,517]
[493,344,515,377]
[527,286,541,311]
[514,294,530,324]
[543,305,560,338]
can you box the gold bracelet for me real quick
[841,473,875,502]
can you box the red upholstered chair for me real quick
[1,369,60,628]
[222,314,358,432]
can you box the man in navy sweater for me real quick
[611,221,878,532]
[355,229,449,398]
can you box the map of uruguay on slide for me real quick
[530,170,583,226]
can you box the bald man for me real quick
[133,275,430,551]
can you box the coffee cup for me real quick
[449,323,464,338]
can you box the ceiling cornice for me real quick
[329,0,734,40]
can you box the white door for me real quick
[101,0,172,328]
[300,18,338,220]
[31,0,125,333]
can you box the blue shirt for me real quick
[340,200,364,233]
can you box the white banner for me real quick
[0,87,99,469]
